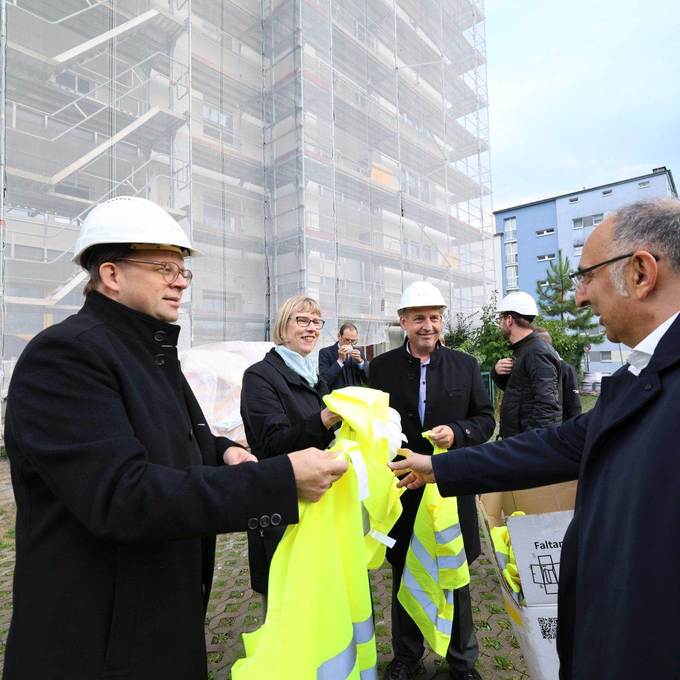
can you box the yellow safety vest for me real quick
[232,387,404,679]
[397,432,470,656]
[323,387,404,569]
[490,511,525,601]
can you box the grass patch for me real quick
[492,655,514,671]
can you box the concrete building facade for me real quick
[0,0,495,398]
[493,167,677,375]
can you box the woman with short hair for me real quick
[240,295,340,595]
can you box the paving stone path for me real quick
[0,459,529,679]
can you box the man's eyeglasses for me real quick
[569,252,658,290]
[115,258,193,285]
[292,315,325,329]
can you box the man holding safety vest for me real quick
[369,282,495,680]
[2,197,346,679]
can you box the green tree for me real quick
[535,250,603,370]
[459,294,508,372]
[444,312,475,349]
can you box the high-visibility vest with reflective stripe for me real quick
[397,433,470,656]
[490,512,524,601]
[323,387,404,569]
[232,439,377,680]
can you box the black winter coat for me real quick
[2,292,298,680]
[369,342,495,566]
[559,359,582,421]
[240,349,334,593]
[432,314,680,679]
[492,331,562,438]
[318,342,368,389]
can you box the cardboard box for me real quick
[478,481,576,680]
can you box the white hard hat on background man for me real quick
[398,281,447,313]
[73,196,200,266]
[497,291,538,317]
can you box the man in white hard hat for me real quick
[3,196,347,679]
[492,291,562,438]
[369,281,495,680]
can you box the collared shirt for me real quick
[406,342,430,425]
[627,312,679,376]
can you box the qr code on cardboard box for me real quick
[538,617,558,640]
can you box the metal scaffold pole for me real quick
[0,0,7,427]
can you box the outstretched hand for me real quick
[388,449,436,490]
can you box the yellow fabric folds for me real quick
[397,431,470,656]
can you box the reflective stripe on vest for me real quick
[397,431,470,657]
[317,616,377,680]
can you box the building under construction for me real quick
[0,0,495,397]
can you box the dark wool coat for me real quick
[560,359,582,421]
[240,349,334,593]
[318,342,368,389]
[492,331,562,438]
[3,292,298,680]
[368,342,495,567]
[432,314,680,680]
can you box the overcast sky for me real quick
[485,0,680,210]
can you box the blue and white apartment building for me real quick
[494,167,677,377]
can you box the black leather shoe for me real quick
[383,658,426,680]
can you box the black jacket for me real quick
[2,292,298,680]
[240,349,334,593]
[369,341,495,566]
[492,331,562,438]
[560,359,582,421]
[432,314,680,679]
[318,342,368,389]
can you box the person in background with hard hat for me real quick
[534,327,582,421]
[240,295,342,599]
[318,321,369,389]
[2,197,347,680]
[492,291,562,438]
[369,281,495,680]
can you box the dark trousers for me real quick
[391,560,478,673]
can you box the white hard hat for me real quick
[73,196,200,266]
[497,291,538,317]
[398,281,447,312]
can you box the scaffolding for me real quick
[0,0,495,402]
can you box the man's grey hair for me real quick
[608,198,680,292]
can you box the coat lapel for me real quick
[584,314,680,464]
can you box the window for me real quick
[573,213,603,230]
[55,70,91,95]
[602,189,613,196]
[506,265,518,290]
[568,196,579,203]
[537,253,556,262]
[202,103,234,145]
[599,351,612,362]
[538,279,549,288]
[638,180,650,189]
[505,240,517,264]
[504,217,517,241]
[536,227,555,237]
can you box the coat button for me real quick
[247,517,259,530]
[154,330,166,342]
[644,383,652,391]
[465,428,471,436]
[154,354,165,366]
[259,515,271,528]
[270,513,282,526]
